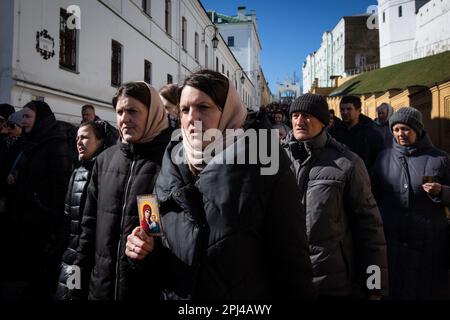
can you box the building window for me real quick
[144,60,152,84]
[227,70,229,78]
[227,36,234,47]
[167,74,173,84]
[59,8,77,71]
[222,64,224,74]
[181,17,187,51]
[216,57,219,72]
[205,44,208,68]
[165,0,171,35]
[383,11,385,23]
[398,6,402,17]
[195,32,199,61]
[111,40,122,87]
[142,0,150,16]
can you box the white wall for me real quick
[414,0,450,58]
[216,20,261,108]
[0,0,15,103]
[302,18,345,93]
[379,0,449,67]
[379,0,419,67]
[3,0,255,125]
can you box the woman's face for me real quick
[179,86,222,149]
[161,96,179,119]
[116,96,149,143]
[21,107,36,133]
[76,125,103,161]
[392,123,417,146]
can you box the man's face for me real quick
[82,108,96,123]
[116,96,149,143]
[291,112,324,141]
[340,103,360,126]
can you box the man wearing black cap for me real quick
[282,93,388,300]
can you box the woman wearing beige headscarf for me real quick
[72,81,172,300]
[126,70,315,300]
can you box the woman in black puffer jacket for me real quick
[125,70,315,300]
[3,101,72,300]
[72,82,172,300]
[55,120,116,300]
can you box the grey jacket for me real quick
[282,129,388,297]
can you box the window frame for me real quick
[59,8,78,72]
[111,40,122,87]
[144,59,152,84]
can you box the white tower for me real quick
[378,0,429,67]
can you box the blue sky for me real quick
[200,0,377,93]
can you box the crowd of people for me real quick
[0,69,449,301]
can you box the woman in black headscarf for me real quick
[3,100,72,300]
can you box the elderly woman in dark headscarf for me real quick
[3,100,72,300]
[372,107,450,300]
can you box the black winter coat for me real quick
[152,114,315,300]
[74,128,171,300]
[55,161,93,300]
[329,114,384,172]
[5,115,72,298]
[282,130,388,297]
[372,133,450,299]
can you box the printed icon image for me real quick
[137,194,162,236]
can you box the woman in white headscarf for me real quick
[126,70,315,300]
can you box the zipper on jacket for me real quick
[114,159,136,300]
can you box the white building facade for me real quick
[208,6,263,108]
[378,0,450,67]
[302,17,359,94]
[0,0,257,126]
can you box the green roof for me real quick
[330,51,450,96]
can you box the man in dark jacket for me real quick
[282,93,388,299]
[73,82,171,300]
[329,96,384,172]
